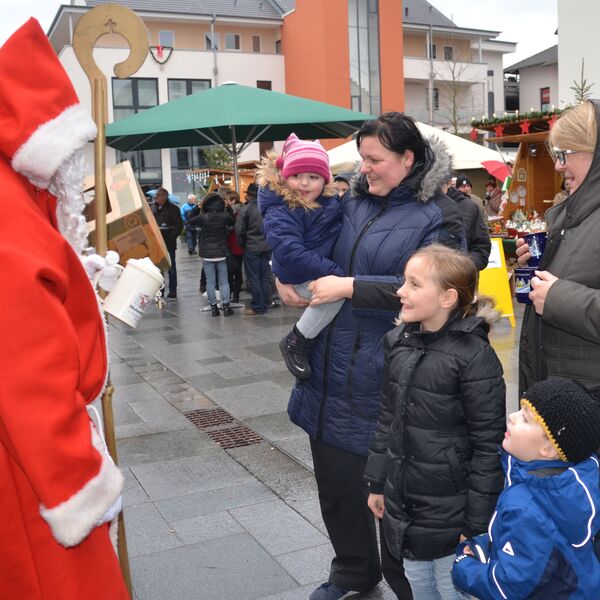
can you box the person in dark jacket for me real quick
[236,183,273,315]
[275,113,465,600]
[455,173,485,216]
[445,183,491,270]
[257,133,343,380]
[152,187,183,299]
[333,173,351,198]
[516,100,600,394]
[365,244,506,599]
[453,378,600,600]
[188,193,235,316]
[224,190,244,303]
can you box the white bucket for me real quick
[102,258,164,328]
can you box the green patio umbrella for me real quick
[105,82,374,189]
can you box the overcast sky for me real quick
[2,0,557,67]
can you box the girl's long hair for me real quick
[406,244,499,324]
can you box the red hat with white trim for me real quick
[0,18,96,189]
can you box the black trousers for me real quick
[227,254,243,298]
[310,438,413,598]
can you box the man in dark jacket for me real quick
[455,173,485,216]
[446,184,491,270]
[236,183,273,315]
[152,187,183,298]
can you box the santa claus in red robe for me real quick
[0,18,129,599]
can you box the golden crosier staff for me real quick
[73,4,149,593]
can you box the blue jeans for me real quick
[185,225,198,253]
[203,259,230,306]
[167,246,177,294]
[403,555,469,600]
[243,250,271,314]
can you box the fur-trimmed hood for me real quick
[256,148,338,210]
[351,134,453,203]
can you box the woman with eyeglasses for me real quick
[517,100,600,393]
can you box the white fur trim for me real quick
[39,423,124,548]
[12,104,96,189]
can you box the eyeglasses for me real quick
[548,146,579,165]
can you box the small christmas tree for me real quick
[570,58,595,104]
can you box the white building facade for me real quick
[47,0,516,198]
[504,46,559,113]
[49,2,286,198]
[401,0,515,133]
[557,0,600,106]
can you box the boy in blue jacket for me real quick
[452,378,600,599]
[257,133,342,380]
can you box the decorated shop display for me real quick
[472,110,565,218]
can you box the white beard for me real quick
[49,152,90,256]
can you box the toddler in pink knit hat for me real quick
[257,133,344,380]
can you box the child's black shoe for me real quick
[280,326,314,380]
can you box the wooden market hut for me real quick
[473,112,564,218]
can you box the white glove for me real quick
[81,253,105,279]
[98,251,122,292]
[81,251,123,291]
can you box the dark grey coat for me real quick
[235,198,271,253]
[519,100,600,393]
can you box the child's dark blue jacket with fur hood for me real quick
[257,149,343,285]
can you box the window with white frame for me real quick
[158,30,174,47]
[168,79,211,102]
[444,46,454,61]
[252,35,261,53]
[205,32,219,50]
[224,33,241,51]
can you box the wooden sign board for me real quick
[478,237,516,328]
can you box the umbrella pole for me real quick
[231,126,240,192]
[73,6,148,595]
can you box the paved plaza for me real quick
[103,246,521,600]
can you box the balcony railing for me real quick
[404,56,487,84]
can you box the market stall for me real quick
[471,111,565,220]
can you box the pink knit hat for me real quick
[275,133,331,183]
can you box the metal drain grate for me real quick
[205,425,263,449]
[184,409,263,449]
[185,408,234,429]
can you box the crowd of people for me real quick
[3,16,600,598]
[145,109,600,600]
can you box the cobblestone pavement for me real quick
[102,246,521,600]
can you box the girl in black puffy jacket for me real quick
[364,244,506,600]
[187,193,235,316]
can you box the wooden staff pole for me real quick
[73,5,149,594]
[93,76,108,256]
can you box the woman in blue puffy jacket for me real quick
[276,113,465,600]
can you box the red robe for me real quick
[0,157,129,598]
